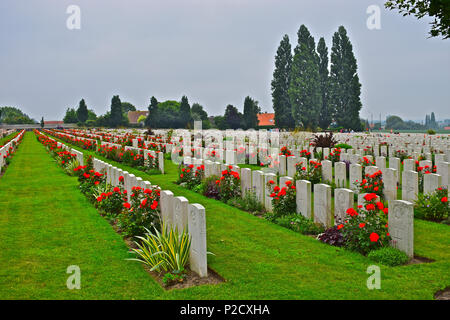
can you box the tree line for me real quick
[0,107,36,124]
[271,25,362,131]
[63,94,261,130]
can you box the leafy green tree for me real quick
[317,37,332,130]
[243,96,260,129]
[146,96,159,128]
[224,104,243,129]
[0,106,35,124]
[191,103,211,129]
[63,108,78,123]
[386,115,405,129]
[121,102,136,114]
[272,35,294,129]
[329,26,362,131]
[40,117,44,128]
[109,95,123,127]
[179,95,191,128]
[155,100,182,128]
[191,103,208,120]
[289,25,322,130]
[95,112,111,127]
[76,99,88,123]
[87,109,97,121]
[385,0,450,39]
[213,115,227,130]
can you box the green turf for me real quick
[25,131,449,300]
[0,131,19,147]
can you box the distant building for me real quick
[257,113,275,127]
[44,121,64,125]
[444,126,450,131]
[127,111,148,124]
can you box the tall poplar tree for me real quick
[76,99,88,123]
[288,25,322,130]
[271,35,294,129]
[110,95,123,128]
[146,96,158,128]
[243,96,259,129]
[430,112,437,128]
[329,26,362,130]
[179,95,191,128]
[317,37,332,130]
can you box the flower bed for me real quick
[0,130,25,176]
[35,130,207,288]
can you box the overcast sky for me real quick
[1,0,449,123]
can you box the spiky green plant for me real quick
[128,221,191,273]
[64,159,80,176]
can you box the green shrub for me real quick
[274,214,325,235]
[414,188,449,222]
[339,193,390,255]
[128,221,191,273]
[216,167,241,202]
[367,247,409,266]
[201,175,221,199]
[267,179,296,217]
[427,129,436,135]
[334,143,352,150]
[227,190,264,214]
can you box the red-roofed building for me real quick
[44,121,64,125]
[127,111,149,124]
[257,113,275,127]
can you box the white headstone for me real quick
[188,203,208,277]
[314,184,332,228]
[334,188,354,224]
[389,200,414,258]
[296,180,311,218]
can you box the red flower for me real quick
[369,232,379,242]
[366,204,375,211]
[364,193,377,202]
[123,202,131,209]
[376,202,384,210]
[346,208,358,216]
[269,180,275,185]
[337,224,344,230]
[119,176,124,182]
[150,200,158,210]
[442,197,448,203]
[274,186,280,192]
[359,223,366,228]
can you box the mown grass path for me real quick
[36,131,450,299]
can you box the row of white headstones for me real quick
[48,130,167,174]
[38,131,209,278]
[0,130,25,171]
[51,129,450,259]
[184,155,415,258]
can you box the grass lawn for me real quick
[0,131,19,146]
[29,131,450,300]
